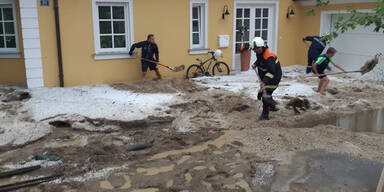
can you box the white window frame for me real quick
[0,2,20,58]
[189,0,208,55]
[92,0,134,60]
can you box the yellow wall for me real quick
[37,0,60,87]
[275,0,303,67]
[36,0,378,87]
[0,0,26,85]
[50,0,233,87]
[296,2,378,66]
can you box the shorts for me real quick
[313,70,326,79]
[318,75,327,79]
[142,61,158,72]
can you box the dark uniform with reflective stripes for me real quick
[303,36,327,73]
[255,48,282,120]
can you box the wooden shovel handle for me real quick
[141,58,173,69]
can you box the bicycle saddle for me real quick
[196,58,203,62]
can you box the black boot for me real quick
[259,101,270,120]
[270,104,279,112]
[258,113,269,120]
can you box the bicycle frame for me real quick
[198,54,217,73]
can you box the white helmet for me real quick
[214,49,222,58]
[250,37,265,49]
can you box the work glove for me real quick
[257,89,263,100]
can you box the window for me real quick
[235,8,250,54]
[189,0,208,54]
[92,0,134,60]
[0,3,19,56]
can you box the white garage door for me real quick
[329,14,384,81]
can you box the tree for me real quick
[306,0,384,41]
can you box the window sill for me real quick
[0,52,21,59]
[188,48,209,55]
[93,51,135,60]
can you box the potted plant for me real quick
[239,25,251,71]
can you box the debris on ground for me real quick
[48,120,71,128]
[1,91,31,102]
[0,165,41,179]
[125,142,152,151]
[285,97,311,114]
[327,87,339,95]
[34,154,60,161]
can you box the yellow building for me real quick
[0,0,380,88]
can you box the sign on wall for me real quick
[40,0,49,6]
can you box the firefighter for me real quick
[251,37,282,120]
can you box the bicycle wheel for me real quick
[186,64,204,79]
[212,62,230,76]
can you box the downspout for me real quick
[53,0,64,87]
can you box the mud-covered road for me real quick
[1,67,384,192]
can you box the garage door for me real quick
[329,14,384,81]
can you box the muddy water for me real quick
[337,108,384,134]
[272,149,384,192]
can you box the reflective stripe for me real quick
[258,67,268,72]
[275,58,279,64]
[263,85,278,89]
[265,73,274,79]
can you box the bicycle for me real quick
[186,51,230,79]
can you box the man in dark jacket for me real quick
[129,34,162,79]
[303,35,328,73]
[251,37,282,120]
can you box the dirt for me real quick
[1,72,384,192]
[111,78,207,93]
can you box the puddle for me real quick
[272,149,384,192]
[337,108,384,134]
[295,108,384,134]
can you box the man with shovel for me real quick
[129,34,162,80]
[251,37,282,121]
[303,35,329,74]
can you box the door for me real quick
[234,5,276,70]
[329,14,384,80]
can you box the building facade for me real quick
[0,0,381,88]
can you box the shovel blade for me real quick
[172,65,185,72]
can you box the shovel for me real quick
[141,58,185,72]
[307,53,382,77]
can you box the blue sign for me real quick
[40,0,49,6]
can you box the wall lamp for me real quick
[222,5,230,19]
[286,6,295,19]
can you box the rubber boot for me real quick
[270,104,279,112]
[259,102,270,120]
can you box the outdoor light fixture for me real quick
[222,5,230,19]
[286,6,295,18]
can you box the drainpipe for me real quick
[53,0,64,87]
